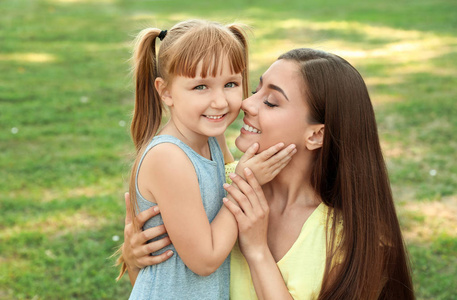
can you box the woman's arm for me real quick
[121,193,173,285]
[223,170,294,300]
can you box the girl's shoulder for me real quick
[143,141,194,173]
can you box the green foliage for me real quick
[1,0,456,298]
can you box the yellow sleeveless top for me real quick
[230,203,342,300]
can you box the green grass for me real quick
[1,0,456,298]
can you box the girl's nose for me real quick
[211,90,229,109]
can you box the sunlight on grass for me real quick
[50,0,114,3]
[2,210,109,239]
[399,195,457,243]
[0,52,57,63]
[248,19,457,82]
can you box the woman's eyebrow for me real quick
[259,76,289,101]
[268,84,289,101]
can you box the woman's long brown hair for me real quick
[278,48,414,299]
[115,19,249,280]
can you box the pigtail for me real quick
[114,28,164,281]
[131,28,163,152]
[227,24,250,99]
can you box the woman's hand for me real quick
[223,171,294,300]
[236,143,296,185]
[222,169,270,260]
[122,192,173,284]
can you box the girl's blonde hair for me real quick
[115,19,249,280]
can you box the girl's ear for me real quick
[305,124,324,151]
[154,77,173,107]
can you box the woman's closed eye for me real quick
[263,99,278,108]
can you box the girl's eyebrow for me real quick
[259,76,289,101]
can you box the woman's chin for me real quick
[235,136,250,153]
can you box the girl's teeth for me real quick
[206,115,223,119]
[243,124,261,133]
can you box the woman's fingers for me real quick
[223,180,253,214]
[135,205,161,230]
[223,197,248,224]
[133,234,172,257]
[225,172,261,215]
[138,250,174,266]
[132,224,167,246]
[244,168,269,214]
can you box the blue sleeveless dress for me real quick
[129,135,230,300]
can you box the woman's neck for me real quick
[262,153,320,211]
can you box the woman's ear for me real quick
[154,77,173,107]
[305,124,324,151]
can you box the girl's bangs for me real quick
[169,30,246,78]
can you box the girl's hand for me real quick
[123,192,173,273]
[236,143,296,185]
[222,169,270,260]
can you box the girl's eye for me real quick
[194,85,207,90]
[263,100,278,108]
[225,82,238,88]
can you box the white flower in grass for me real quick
[112,235,120,242]
[119,120,126,127]
[11,127,19,134]
[429,169,437,176]
[80,96,89,103]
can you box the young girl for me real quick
[123,20,296,299]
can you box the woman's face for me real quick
[235,59,312,153]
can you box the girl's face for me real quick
[235,59,311,153]
[162,57,243,140]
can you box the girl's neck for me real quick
[160,120,211,159]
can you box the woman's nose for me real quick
[241,93,258,115]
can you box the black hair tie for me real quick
[158,30,167,41]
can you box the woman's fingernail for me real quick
[229,173,236,179]
[244,167,252,175]
[223,197,228,203]
[289,144,296,150]
[153,206,159,213]
[167,251,173,257]
[223,183,230,188]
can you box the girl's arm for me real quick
[121,193,173,286]
[122,142,296,281]
[223,170,294,300]
[139,143,238,276]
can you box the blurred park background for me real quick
[1,0,456,299]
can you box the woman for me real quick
[119,48,414,299]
